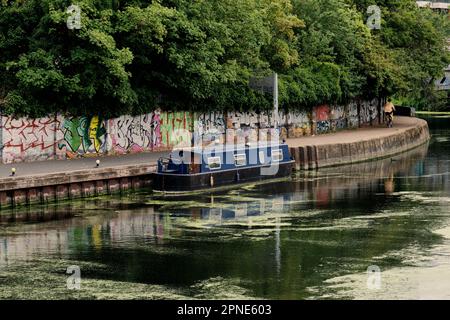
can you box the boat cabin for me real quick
[157,143,292,175]
[153,142,294,192]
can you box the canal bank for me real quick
[0,116,430,208]
[289,116,430,170]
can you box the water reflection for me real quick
[0,116,449,299]
[0,207,170,267]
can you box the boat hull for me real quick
[152,161,294,193]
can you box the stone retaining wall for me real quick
[289,118,430,170]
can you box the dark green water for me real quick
[0,115,449,299]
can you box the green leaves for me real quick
[0,0,448,116]
[346,0,449,107]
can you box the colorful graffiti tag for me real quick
[107,112,166,153]
[150,110,162,149]
[316,121,331,134]
[314,105,331,134]
[160,112,193,148]
[58,116,107,158]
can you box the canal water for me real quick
[0,115,449,299]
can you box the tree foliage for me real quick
[0,0,448,117]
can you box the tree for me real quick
[0,0,448,116]
[347,0,450,108]
[1,0,136,117]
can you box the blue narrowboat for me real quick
[153,142,295,192]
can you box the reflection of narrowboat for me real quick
[153,143,295,193]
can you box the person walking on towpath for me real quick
[384,98,396,128]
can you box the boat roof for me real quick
[171,142,287,155]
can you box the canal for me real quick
[0,115,449,299]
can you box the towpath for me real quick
[287,116,424,147]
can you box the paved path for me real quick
[287,116,423,147]
[0,151,166,178]
[0,116,422,179]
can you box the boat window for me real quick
[234,154,247,167]
[207,156,221,170]
[259,151,266,164]
[272,149,283,162]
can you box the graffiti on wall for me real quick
[108,114,154,154]
[227,112,257,143]
[333,118,347,130]
[330,105,347,131]
[258,110,283,129]
[228,111,257,129]
[330,105,345,120]
[58,115,107,158]
[0,100,380,163]
[196,112,226,144]
[316,121,331,134]
[314,105,331,134]
[160,112,193,148]
[1,116,64,163]
[314,105,330,122]
[287,111,310,137]
[360,99,378,124]
[150,110,162,149]
[347,101,359,128]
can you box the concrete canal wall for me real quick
[289,117,430,170]
[0,99,382,164]
[0,164,156,208]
